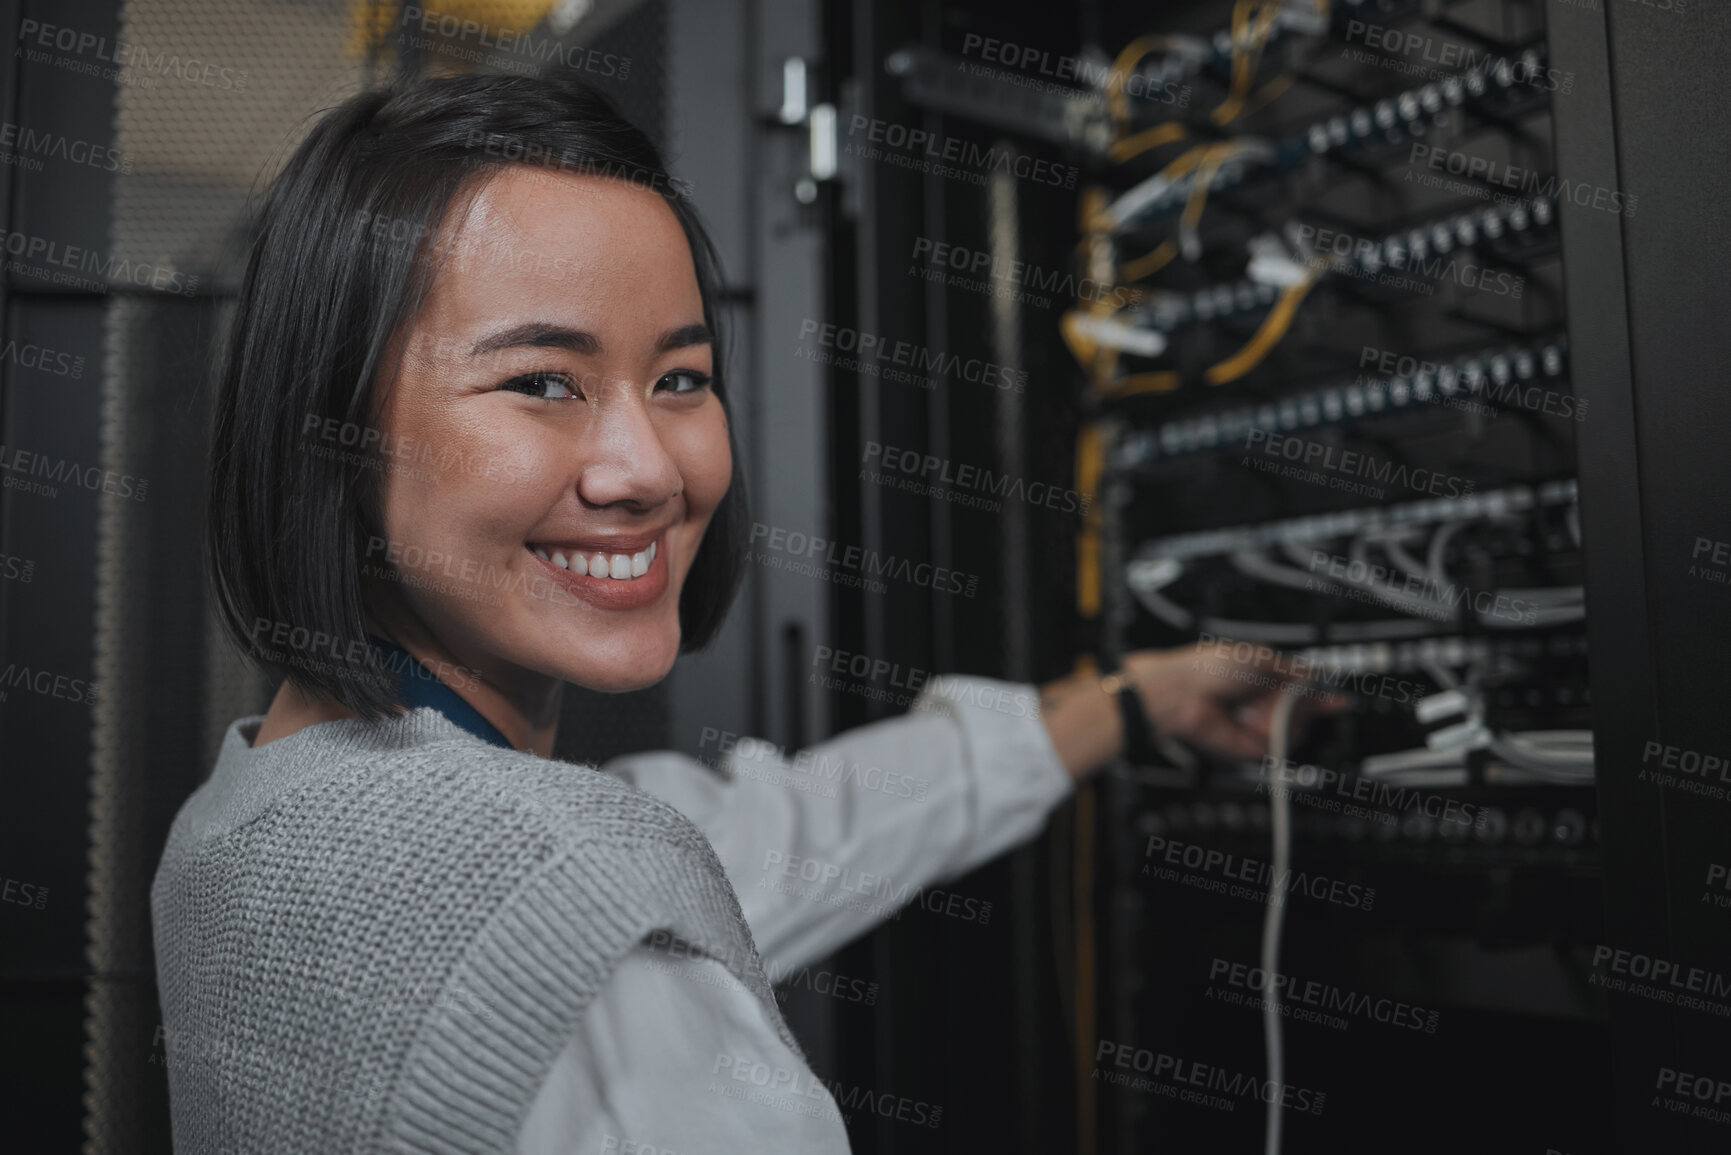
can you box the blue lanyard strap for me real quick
[368,636,513,750]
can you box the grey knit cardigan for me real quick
[150,707,801,1154]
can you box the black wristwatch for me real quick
[1101,662,1160,767]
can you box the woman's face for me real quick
[369,165,731,693]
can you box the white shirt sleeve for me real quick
[516,942,852,1155]
[519,675,1072,1153]
[600,673,1074,972]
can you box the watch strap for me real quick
[1101,665,1160,766]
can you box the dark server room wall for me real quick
[2,1,1728,1153]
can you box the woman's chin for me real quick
[549,635,680,693]
[570,666,674,693]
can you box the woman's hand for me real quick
[1038,643,1349,780]
[1122,643,1347,763]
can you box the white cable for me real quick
[1068,311,1168,358]
[1261,688,1302,1155]
[1362,731,1596,783]
[1176,140,1276,258]
[1246,232,1312,288]
[1425,519,1464,588]
[1129,577,1440,643]
[1103,140,1274,234]
[1138,483,1579,565]
[1240,542,1568,633]
[1513,730,1596,746]
[1232,548,1354,596]
[1134,514,1583,641]
[1359,744,1473,776]
[1481,603,1586,629]
[1126,562,1438,643]
[1276,0,1331,35]
[1304,530,1584,630]
[1419,657,1462,692]
[1101,172,1184,233]
[1380,531,1433,583]
[1487,732,1595,781]
[1501,585,1584,604]
[1343,536,1459,620]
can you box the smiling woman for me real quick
[154,70,1324,1155]
[204,75,749,744]
[358,163,733,710]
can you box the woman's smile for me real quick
[526,530,670,610]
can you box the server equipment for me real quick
[840,1,1730,1152]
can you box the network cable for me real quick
[1261,686,1303,1155]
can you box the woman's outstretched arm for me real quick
[602,671,1072,972]
[603,641,1337,971]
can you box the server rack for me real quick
[837,0,1731,1152]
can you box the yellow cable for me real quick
[1209,0,1254,124]
[1180,159,1224,238]
[1204,271,1319,385]
[1097,371,1182,399]
[1066,22,1337,1147]
[1158,143,1211,179]
[1179,140,1251,242]
[1095,139,1216,261]
[1075,422,1106,616]
[1105,35,1184,131]
[348,0,558,60]
[1071,421,1107,1150]
[1244,2,1285,97]
[1218,0,1318,123]
[1107,120,1189,165]
[1212,0,1283,125]
[1239,72,1294,119]
[1068,189,1133,389]
[1115,140,1251,280]
[1116,239,1177,283]
[1090,142,1209,233]
[1058,309,1098,371]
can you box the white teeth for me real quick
[534,541,658,580]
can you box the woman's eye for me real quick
[657,369,713,395]
[501,371,577,400]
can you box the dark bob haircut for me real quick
[205,71,749,719]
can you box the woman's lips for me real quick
[525,532,669,610]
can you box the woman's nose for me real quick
[573,387,683,509]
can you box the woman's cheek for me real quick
[668,402,733,511]
[436,428,556,497]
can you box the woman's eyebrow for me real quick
[470,323,599,357]
[656,323,714,354]
[468,322,714,358]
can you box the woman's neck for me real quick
[252,679,359,747]
[251,614,563,755]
